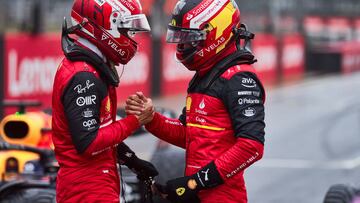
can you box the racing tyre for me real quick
[0,188,56,203]
[0,181,56,203]
[323,184,357,203]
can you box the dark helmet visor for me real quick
[166,25,207,43]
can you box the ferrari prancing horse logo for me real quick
[176,187,186,196]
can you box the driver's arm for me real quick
[62,72,140,155]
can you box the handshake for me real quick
[125,92,155,125]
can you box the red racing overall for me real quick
[146,64,265,203]
[52,58,139,202]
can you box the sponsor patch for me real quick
[74,80,95,94]
[238,98,260,105]
[195,109,208,115]
[83,119,97,128]
[238,91,260,97]
[76,95,97,106]
[241,77,257,88]
[82,108,94,118]
[195,116,206,123]
[243,107,256,117]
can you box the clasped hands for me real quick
[125,92,155,125]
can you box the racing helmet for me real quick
[71,0,150,65]
[166,0,241,71]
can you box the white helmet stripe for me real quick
[189,0,227,28]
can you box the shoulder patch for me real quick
[221,65,256,80]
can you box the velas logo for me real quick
[107,39,127,56]
[102,33,109,41]
[197,36,225,57]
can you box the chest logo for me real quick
[243,107,257,117]
[199,99,205,109]
[186,97,192,111]
[105,99,111,113]
[176,187,186,196]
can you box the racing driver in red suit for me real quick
[126,0,266,202]
[52,0,158,202]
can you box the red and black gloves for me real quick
[155,161,224,203]
[117,143,159,181]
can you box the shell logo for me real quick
[186,96,192,112]
[105,99,111,113]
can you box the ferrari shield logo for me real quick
[176,187,186,196]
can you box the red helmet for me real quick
[166,0,241,71]
[71,0,150,65]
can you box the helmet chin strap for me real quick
[174,52,184,64]
[64,17,89,35]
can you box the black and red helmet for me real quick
[71,0,150,65]
[166,0,241,71]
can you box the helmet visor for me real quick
[166,25,206,43]
[118,14,151,32]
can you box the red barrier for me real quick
[281,34,305,81]
[252,33,278,85]
[3,33,151,114]
[4,33,62,114]
[341,42,360,74]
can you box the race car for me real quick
[0,101,54,182]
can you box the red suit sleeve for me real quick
[214,138,263,180]
[84,115,140,156]
[145,112,186,149]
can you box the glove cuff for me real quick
[117,142,138,166]
[194,161,224,189]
